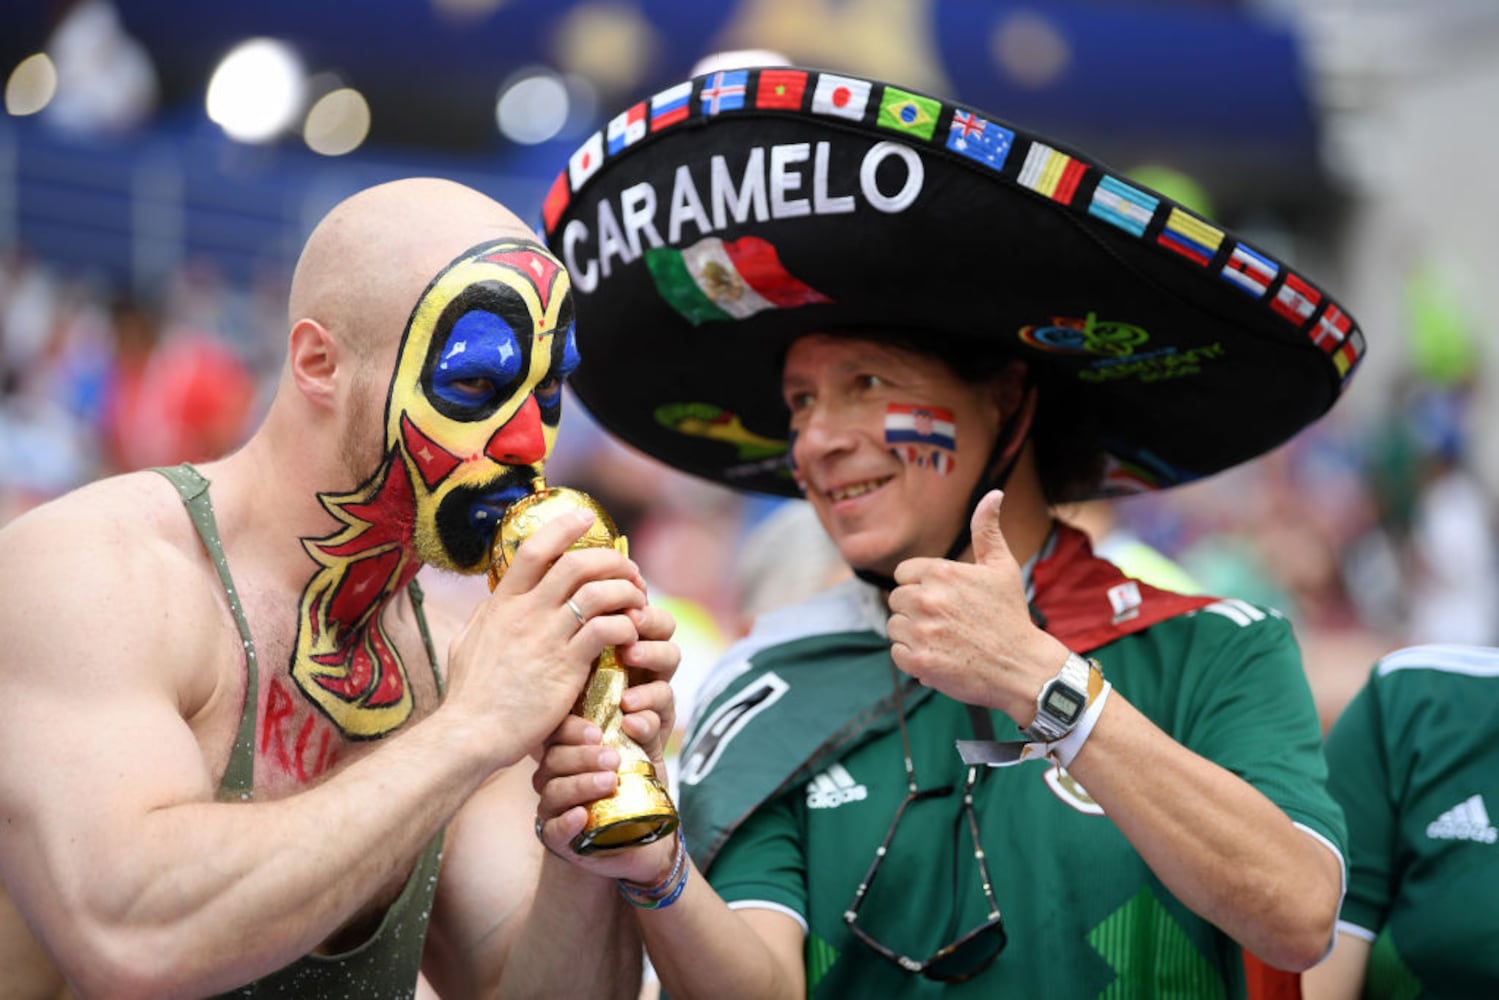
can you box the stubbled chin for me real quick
[414,521,489,575]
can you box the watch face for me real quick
[1043,683,1084,725]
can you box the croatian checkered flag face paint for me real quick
[885,403,956,475]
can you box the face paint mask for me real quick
[292,238,578,738]
[388,240,579,572]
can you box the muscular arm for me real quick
[0,611,494,997]
[0,496,642,999]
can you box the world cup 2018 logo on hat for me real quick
[1019,313,1149,358]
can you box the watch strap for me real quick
[956,659,1107,768]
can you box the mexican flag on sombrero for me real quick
[539,65,1366,500]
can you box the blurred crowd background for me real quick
[4,0,1499,733]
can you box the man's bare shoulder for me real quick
[3,467,196,532]
[0,470,208,579]
[0,471,223,686]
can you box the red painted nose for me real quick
[484,395,546,465]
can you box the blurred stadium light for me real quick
[204,38,305,144]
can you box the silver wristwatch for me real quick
[1022,652,1092,743]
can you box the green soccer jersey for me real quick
[685,581,1345,998]
[1324,644,1499,999]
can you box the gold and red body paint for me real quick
[290,239,576,738]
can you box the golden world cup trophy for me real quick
[490,476,679,854]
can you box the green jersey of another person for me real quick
[1304,644,1499,1000]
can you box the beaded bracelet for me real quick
[617,831,689,910]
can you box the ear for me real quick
[288,318,339,408]
[991,360,1030,419]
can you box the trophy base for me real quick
[571,812,679,855]
[570,762,680,855]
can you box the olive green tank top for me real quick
[153,463,445,999]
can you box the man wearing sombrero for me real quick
[531,64,1357,996]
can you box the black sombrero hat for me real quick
[539,65,1365,500]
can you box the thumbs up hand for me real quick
[967,488,1017,573]
[887,490,1072,725]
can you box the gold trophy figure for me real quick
[490,477,679,854]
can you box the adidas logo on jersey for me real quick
[806,763,868,809]
[1426,794,1498,844]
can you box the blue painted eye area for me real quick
[560,320,581,377]
[431,309,523,411]
[535,321,581,419]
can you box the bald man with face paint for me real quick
[0,178,679,999]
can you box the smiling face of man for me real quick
[781,332,1004,576]
[384,239,579,574]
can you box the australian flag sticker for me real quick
[946,110,1014,172]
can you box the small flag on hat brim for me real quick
[756,69,808,110]
[877,86,941,140]
[567,132,604,191]
[1018,142,1088,205]
[945,110,1014,172]
[1221,244,1279,298]
[1272,272,1321,326]
[650,82,692,131]
[1311,304,1352,352]
[606,102,647,155]
[1158,207,1224,266]
[700,70,748,115]
[810,73,871,121]
[1089,175,1158,237]
[541,172,569,233]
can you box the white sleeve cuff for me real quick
[1294,822,1351,960]
[1334,919,1377,943]
[725,898,809,933]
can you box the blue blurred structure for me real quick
[0,112,548,291]
[1,0,1330,292]
[936,1,1321,187]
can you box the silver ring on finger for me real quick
[535,815,546,841]
[565,597,586,626]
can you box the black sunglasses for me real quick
[841,669,1007,983]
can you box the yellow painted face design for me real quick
[385,238,578,573]
[289,239,577,739]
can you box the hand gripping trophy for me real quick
[490,477,679,854]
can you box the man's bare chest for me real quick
[194,588,442,800]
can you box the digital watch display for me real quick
[1023,653,1093,743]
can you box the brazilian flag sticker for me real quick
[877,86,941,140]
